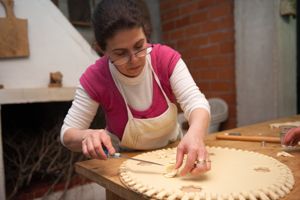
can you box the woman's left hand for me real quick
[175,130,211,176]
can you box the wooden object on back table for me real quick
[75,115,300,200]
[48,71,63,88]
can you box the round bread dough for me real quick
[119,146,294,200]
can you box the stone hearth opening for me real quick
[2,102,105,199]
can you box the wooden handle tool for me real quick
[216,134,281,143]
[0,0,30,58]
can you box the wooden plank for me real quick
[0,0,29,58]
[75,156,147,200]
[106,189,126,200]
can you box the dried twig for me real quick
[4,123,86,199]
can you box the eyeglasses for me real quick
[110,44,153,66]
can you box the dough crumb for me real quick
[164,164,178,178]
[276,151,294,157]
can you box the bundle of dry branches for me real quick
[4,124,85,199]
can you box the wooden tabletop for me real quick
[75,115,300,200]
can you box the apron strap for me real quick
[148,56,171,105]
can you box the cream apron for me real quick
[110,63,182,150]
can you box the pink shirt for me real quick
[80,44,181,139]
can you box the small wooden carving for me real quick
[48,71,63,87]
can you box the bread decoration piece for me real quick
[164,164,178,178]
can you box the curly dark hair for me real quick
[92,0,152,51]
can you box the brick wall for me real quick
[160,0,236,129]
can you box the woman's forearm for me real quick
[60,85,99,151]
[64,128,115,159]
[63,128,89,152]
[187,108,210,139]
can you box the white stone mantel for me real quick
[0,87,76,104]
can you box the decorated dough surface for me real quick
[119,147,294,200]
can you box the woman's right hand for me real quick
[81,129,116,159]
[283,127,300,146]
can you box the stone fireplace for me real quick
[0,0,99,198]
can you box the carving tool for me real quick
[110,153,164,166]
[104,149,163,166]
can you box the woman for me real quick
[61,0,211,176]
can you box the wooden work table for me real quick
[75,115,300,200]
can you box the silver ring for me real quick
[195,159,211,165]
[195,159,205,165]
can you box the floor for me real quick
[34,183,106,200]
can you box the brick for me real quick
[161,32,171,41]
[190,11,208,23]
[196,81,211,91]
[185,24,202,36]
[181,47,200,59]
[175,16,191,28]
[194,35,209,46]
[160,0,176,11]
[217,94,235,104]
[193,69,219,80]
[189,57,210,68]
[162,21,176,31]
[216,66,235,79]
[218,91,236,105]
[169,28,186,39]
[173,0,188,5]
[218,16,234,30]
[199,45,220,56]
[209,54,234,67]
[161,8,179,22]
[177,38,194,50]
[208,31,232,44]
[220,119,236,130]
[218,0,235,6]
[227,105,237,117]
[209,2,233,19]
[198,0,217,10]
[180,1,200,15]
[211,81,232,91]
[220,40,234,53]
[200,20,220,33]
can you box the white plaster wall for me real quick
[235,0,297,126]
[277,15,297,117]
[0,0,99,89]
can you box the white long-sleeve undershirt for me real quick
[61,58,210,144]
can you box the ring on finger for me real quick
[194,159,211,165]
[195,159,205,165]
